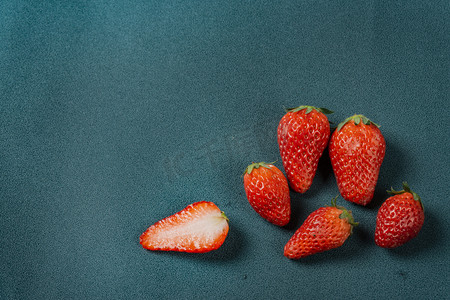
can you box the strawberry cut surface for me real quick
[140,201,229,253]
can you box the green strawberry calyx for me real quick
[285,105,334,115]
[336,114,380,132]
[221,211,230,223]
[243,161,275,175]
[330,196,359,232]
[387,181,424,211]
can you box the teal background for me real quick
[1,1,449,299]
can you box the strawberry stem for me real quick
[329,196,358,232]
[339,209,359,229]
[336,114,380,132]
[330,195,339,207]
[285,105,333,115]
[221,211,229,222]
[243,161,276,175]
[387,181,424,211]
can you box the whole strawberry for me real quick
[277,105,332,193]
[243,162,290,226]
[284,197,357,259]
[375,182,424,248]
[140,201,229,253]
[329,114,386,206]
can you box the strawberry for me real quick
[243,162,290,226]
[277,105,332,193]
[375,182,424,248]
[329,114,386,206]
[140,201,229,253]
[284,197,357,259]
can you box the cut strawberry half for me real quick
[140,201,229,253]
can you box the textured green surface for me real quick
[1,1,449,299]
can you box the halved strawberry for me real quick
[140,201,229,253]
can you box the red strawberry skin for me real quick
[375,183,424,248]
[284,200,356,259]
[277,106,331,193]
[329,115,386,205]
[243,162,290,226]
[140,201,229,253]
